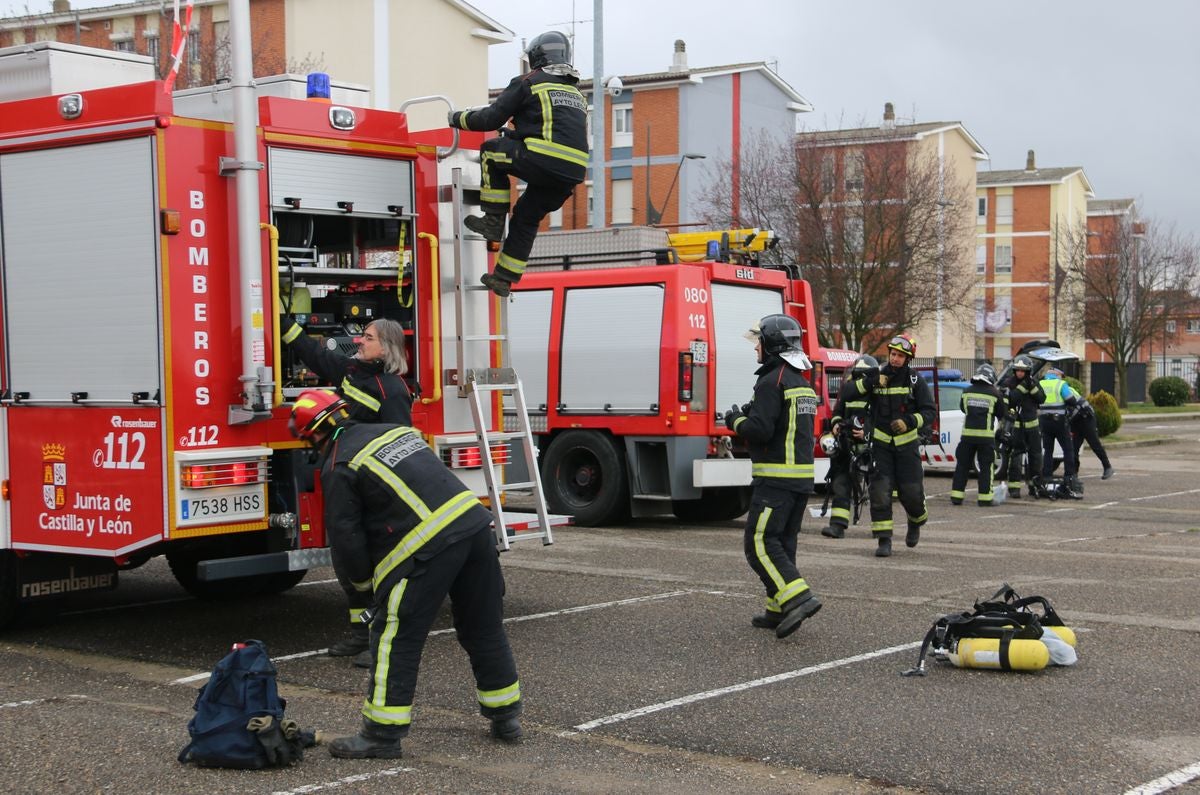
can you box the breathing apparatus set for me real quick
[901,584,1077,677]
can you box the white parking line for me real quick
[170,590,695,685]
[571,641,921,732]
[1,695,87,710]
[1129,488,1200,502]
[271,766,416,794]
[1123,760,1200,795]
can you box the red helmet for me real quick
[887,333,917,360]
[289,389,348,441]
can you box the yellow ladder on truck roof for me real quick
[667,228,777,263]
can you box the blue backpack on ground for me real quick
[178,639,312,769]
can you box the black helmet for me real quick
[756,314,804,355]
[1012,354,1034,372]
[526,31,571,69]
[972,363,997,385]
[851,354,879,371]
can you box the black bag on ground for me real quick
[178,639,312,768]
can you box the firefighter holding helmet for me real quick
[850,333,935,557]
[447,30,588,297]
[998,353,1046,498]
[950,363,1006,506]
[289,390,524,758]
[724,314,823,638]
[820,354,877,539]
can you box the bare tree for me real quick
[693,125,977,352]
[1060,216,1200,406]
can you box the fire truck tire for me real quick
[0,551,20,629]
[167,552,307,600]
[541,430,630,526]
[672,487,752,522]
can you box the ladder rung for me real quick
[471,383,519,393]
[463,334,507,342]
[482,431,527,441]
[461,283,494,291]
[500,481,537,490]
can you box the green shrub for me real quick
[1090,390,1121,437]
[1148,376,1190,407]
[1065,375,1084,395]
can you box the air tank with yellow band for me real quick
[946,637,1050,671]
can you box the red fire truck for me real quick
[0,38,553,628]
[508,228,858,526]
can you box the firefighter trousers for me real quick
[743,483,813,617]
[1072,421,1111,470]
[1041,417,1076,479]
[868,443,927,538]
[825,451,852,529]
[362,525,521,734]
[331,547,373,632]
[1003,425,1043,486]
[951,439,996,504]
[478,136,580,284]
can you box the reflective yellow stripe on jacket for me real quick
[525,137,589,167]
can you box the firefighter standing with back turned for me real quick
[289,390,524,758]
[725,314,823,639]
[950,363,1005,506]
[850,334,935,557]
[447,30,588,298]
[998,353,1045,498]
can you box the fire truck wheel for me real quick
[541,430,630,527]
[0,551,19,629]
[167,551,307,600]
[672,487,753,523]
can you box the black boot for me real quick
[490,716,524,744]
[327,623,369,657]
[328,720,404,759]
[480,272,513,298]
[464,213,505,242]
[1102,466,1114,480]
[820,524,845,539]
[352,648,374,669]
[775,593,823,639]
[875,536,892,557]
[750,612,781,629]
[905,522,921,548]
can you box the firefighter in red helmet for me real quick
[848,333,935,557]
[290,390,523,758]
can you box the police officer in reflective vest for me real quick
[289,390,523,758]
[1039,368,1081,488]
[999,354,1046,498]
[448,31,588,297]
[724,315,823,639]
[950,363,1006,506]
[280,317,413,665]
[820,354,877,539]
[851,334,936,557]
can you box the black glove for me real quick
[447,109,463,128]
[724,403,745,429]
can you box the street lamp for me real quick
[934,198,952,358]
[646,149,705,226]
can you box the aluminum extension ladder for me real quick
[449,167,555,550]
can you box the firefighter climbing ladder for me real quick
[449,167,554,550]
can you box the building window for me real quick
[549,206,563,228]
[821,153,835,195]
[112,37,135,53]
[612,106,632,148]
[977,196,987,223]
[213,20,231,81]
[145,34,159,64]
[1187,319,1200,334]
[844,151,864,193]
[1166,320,1177,334]
[976,244,987,274]
[995,243,1012,273]
[995,194,1013,225]
[845,217,864,255]
[611,178,633,225]
[187,29,201,64]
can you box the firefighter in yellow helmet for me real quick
[848,333,935,557]
[290,390,523,758]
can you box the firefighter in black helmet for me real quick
[289,390,524,758]
[849,333,935,557]
[820,354,877,539]
[447,30,588,298]
[950,363,1006,506]
[998,353,1046,498]
[724,314,823,639]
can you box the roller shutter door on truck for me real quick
[710,284,785,413]
[1,137,161,402]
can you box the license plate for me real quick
[179,486,264,525]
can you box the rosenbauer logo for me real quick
[110,415,158,429]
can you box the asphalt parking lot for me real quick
[1,422,1198,794]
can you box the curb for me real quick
[1119,412,1200,424]
[1105,437,1174,449]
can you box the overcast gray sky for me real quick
[27,0,1198,240]
[471,0,1199,241]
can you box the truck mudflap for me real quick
[692,457,831,488]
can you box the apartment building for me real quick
[976,150,1094,361]
[535,40,811,231]
[0,0,511,131]
[794,104,988,359]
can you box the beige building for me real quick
[0,0,511,131]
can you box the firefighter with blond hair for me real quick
[849,333,935,557]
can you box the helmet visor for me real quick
[887,336,915,356]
